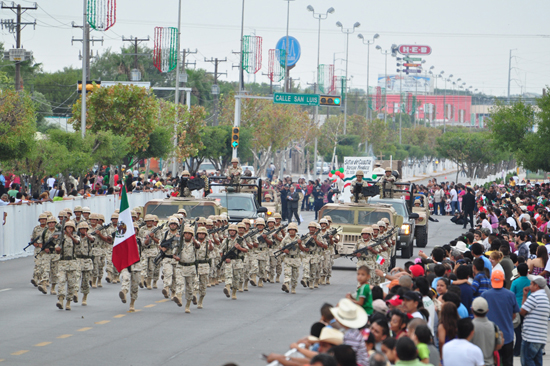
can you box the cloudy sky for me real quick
[4,0,549,97]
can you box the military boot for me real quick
[326,277,331,285]
[301,279,307,288]
[309,280,314,290]
[65,298,71,311]
[38,282,47,294]
[223,285,231,298]
[276,275,281,283]
[105,274,112,283]
[139,275,144,289]
[243,281,249,291]
[314,279,319,288]
[197,295,205,309]
[97,277,103,288]
[145,278,152,290]
[119,290,127,303]
[56,295,64,310]
[231,288,237,300]
[173,294,183,307]
[269,275,274,283]
[192,294,197,305]
[31,278,37,287]
[162,287,170,299]
[73,292,78,303]
[258,278,264,288]
[249,275,257,287]
[82,294,88,306]
[185,300,191,313]
[281,283,289,293]
[152,280,158,289]
[129,299,136,312]
[239,282,244,292]
[91,277,97,288]
[291,286,296,294]
[50,283,57,295]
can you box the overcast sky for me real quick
[4,0,549,97]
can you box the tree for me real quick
[32,67,81,116]
[0,89,36,162]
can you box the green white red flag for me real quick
[112,186,140,272]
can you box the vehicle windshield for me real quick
[357,211,391,225]
[200,163,215,170]
[369,199,408,217]
[211,195,256,212]
[145,203,216,219]
[321,208,355,224]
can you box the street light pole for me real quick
[358,33,379,122]
[337,21,360,135]
[283,0,294,92]
[172,0,182,176]
[308,5,334,176]
[232,0,245,160]
[376,45,389,125]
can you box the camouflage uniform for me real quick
[266,220,282,283]
[281,228,301,293]
[75,225,94,298]
[378,169,396,198]
[350,177,369,203]
[104,218,119,283]
[174,234,197,307]
[139,219,163,288]
[160,224,180,298]
[119,228,142,309]
[89,220,105,285]
[301,223,324,289]
[55,223,79,309]
[36,225,59,294]
[223,236,244,292]
[354,232,378,286]
[254,220,269,286]
[241,228,257,290]
[194,228,212,306]
[227,164,243,187]
[271,218,285,281]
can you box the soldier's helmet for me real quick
[361,227,374,235]
[356,170,364,176]
[77,222,89,230]
[231,158,239,163]
[288,223,299,231]
[197,226,208,234]
[228,224,238,232]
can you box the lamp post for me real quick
[308,5,334,175]
[357,33,379,121]
[283,0,295,92]
[375,45,389,125]
[336,20,360,135]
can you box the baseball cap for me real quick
[372,299,389,314]
[409,264,425,278]
[491,269,505,289]
[531,275,547,289]
[471,297,489,314]
[402,291,422,303]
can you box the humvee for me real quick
[143,196,227,222]
[318,202,403,268]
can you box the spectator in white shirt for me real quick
[442,318,484,366]
[450,186,458,215]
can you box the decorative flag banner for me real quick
[112,186,140,272]
[243,35,262,74]
[87,0,116,31]
[268,49,286,82]
[318,64,335,94]
[153,27,178,73]
[376,255,385,265]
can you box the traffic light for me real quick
[320,95,342,107]
[231,127,240,148]
[77,80,101,93]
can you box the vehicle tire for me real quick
[400,241,412,259]
[390,253,397,270]
[415,226,428,248]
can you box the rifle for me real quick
[89,223,112,236]
[236,228,260,245]
[143,223,166,248]
[153,235,179,265]
[353,182,363,203]
[274,223,289,235]
[35,218,66,257]
[303,229,321,248]
[257,226,279,245]
[217,243,239,268]
[344,227,397,259]
[24,236,41,251]
[321,227,341,240]
[273,234,306,258]
[207,225,227,236]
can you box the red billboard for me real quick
[398,45,432,55]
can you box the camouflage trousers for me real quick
[243,253,258,281]
[57,260,79,300]
[92,254,105,279]
[320,252,333,279]
[120,268,140,300]
[105,246,119,278]
[194,263,210,296]
[256,250,268,280]
[267,254,283,279]
[142,256,160,281]
[283,257,301,289]
[78,258,93,295]
[175,264,196,301]
[225,260,243,290]
[302,256,320,283]
[32,247,41,281]
[37,253,52,286]
[161,259,178,293]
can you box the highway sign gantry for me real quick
[273,92,319,106]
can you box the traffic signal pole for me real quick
[233,0,245,160]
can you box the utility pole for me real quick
[507,49,514,104]
[1,2,36,91]
[205,57,227,126]
[180,48,197,105]
[71,24,104,80]
[121,35,149,80]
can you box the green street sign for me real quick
[404,57,422,62]
[273,92,319,106]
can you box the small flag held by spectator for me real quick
[376,255,385,265]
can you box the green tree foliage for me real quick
[32,67,81,116]
[0,89,36,161]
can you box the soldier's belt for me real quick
[196,260,209,264]
[287,255,297,258]
[77,255,92,259]
[60,256,76,261]
[163,255,174,259]
[180,262,195,267]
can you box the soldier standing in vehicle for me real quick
[226,158,242,190]
[350,170,369,203]
[378,167,396,198]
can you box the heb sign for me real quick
[398,45,432,55]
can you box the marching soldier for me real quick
[323,216,339,285]
[173,226,199,312]
[204,218,220,287]
[266,217,280,283]
[81,207,91,223]
[75,221,94,306]
[30,213,48,287]
[381,218,396,272]
[272,213,285,282]
[194,226,213,309]
[378,167,396,198]
[119,225,142,312]
[239,220,256,291]
[300,222,326,289]
[371,223,388,285]
[254,218,270,287]
[280,223,307,294]
[318,218,331,285]
[350,170,369,203]
[73,206,83,224]
[160,217,180,300]
[55,221,79,310]
[134,209,144,228]
[89,214,109,288]
[139,214,162,290]
[222,223,248,299]
[354,227,380,286]
[105,213,119,284]
[37,216,59,295]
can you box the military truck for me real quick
[412,197,429,248]
[143,196,228,222]
[318,202,403,269]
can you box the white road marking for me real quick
[0,288,12,293]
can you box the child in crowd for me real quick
[411,324,432,364]
[346,266,373,315]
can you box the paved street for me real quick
[0,209,542,366]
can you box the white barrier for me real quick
[0,191,166,260]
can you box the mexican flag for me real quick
[376,255,385,265]
[112,186,140,272]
